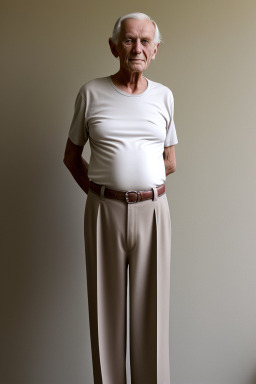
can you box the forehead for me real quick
[120,18,156,38]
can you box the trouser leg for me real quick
[129,194,172,384]
[84,190,172,384]
[84,191,128,384]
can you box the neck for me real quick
[111,70,148,94]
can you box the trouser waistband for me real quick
[89,181,165,203]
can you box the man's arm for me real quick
[163,145,176,175]
[63,138,90,194]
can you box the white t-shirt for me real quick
[68,76,178,190]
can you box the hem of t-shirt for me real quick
[88,179,165,191]
[108,76,151,97]
[164,140,178,147]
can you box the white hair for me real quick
[111,12,161,45]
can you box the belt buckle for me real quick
[125,190,140,204]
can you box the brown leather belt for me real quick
[89,181,165,204]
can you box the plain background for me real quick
[1,1,256,383]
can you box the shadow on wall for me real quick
[249,371,256,384]
[1,128,89,382]
[1,151,67,382]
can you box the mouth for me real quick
[129,58,144,62]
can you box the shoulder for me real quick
[147,79,174,103]
[147,79,174,107]
[78,77,110,98]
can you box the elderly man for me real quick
[64,12,178,384]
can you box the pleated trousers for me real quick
[84,187,172,384]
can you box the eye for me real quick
[141,39,149,45]
[125,39,133,44]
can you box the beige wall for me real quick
[1,0,256,383]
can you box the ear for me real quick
[109,38,119,58]
[151,42,160,60]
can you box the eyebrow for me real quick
[124,34,153,40]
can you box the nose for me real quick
[132,39,142,54]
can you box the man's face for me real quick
[110,18,159,75]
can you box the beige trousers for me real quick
[84,188,172,384]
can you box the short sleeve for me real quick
[68,91,88,146]
[164,98,178,147]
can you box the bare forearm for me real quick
[164,158,176,175]
[163,146,176,176]
[64,156,90,194]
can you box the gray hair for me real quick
[111,12,161,45]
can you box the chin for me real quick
[129,63,145,70]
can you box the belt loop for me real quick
[100,186,105,200]
[152,187,158,201]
